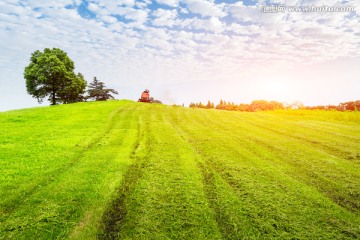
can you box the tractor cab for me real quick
[138,89,151,102]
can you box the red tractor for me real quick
[138,89,151,102]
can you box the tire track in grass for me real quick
[1,103,140,239]
[251,116,359,213]
[172,109,297,238]
[269,113,360,140]
[258,112,360,140]
[171,109,291,238]
[234,116,360,213]
[204,109,360,167]
[230,113,360,164]
[169,110,227,237]
[205,111,360,176]
[248,134,360,213]
[197,162,244,240]
[98,112,147,239]
[109,105,222,239]
[195,110,360,214]
[169,109,261,239]
[198,159,264,240]
[0,104,129,219]
[173,108,360,239]
[66,104,142,239]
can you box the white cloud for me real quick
[136,1,149,9]
[181,0,225,17]
[23,0,75,8]
[0,2,30,15]
[100,15,117,24]
[152,9,178,27]
[113,7,148,24]
[155,0,179,8]
[180,17,224,33]
[88,3,99,12]
[229,2,285,24]
[117,0,136,6]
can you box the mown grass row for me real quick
[217,110,360,213]
[101,105,222,239]
[1,101,140,239]
[1,101,359,239]
[169,107,360,239]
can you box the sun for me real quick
[266,81,285,94]
[258,77,290,100]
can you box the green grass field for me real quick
[1,100,360,239]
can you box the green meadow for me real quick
[1,100,359,239]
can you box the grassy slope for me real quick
[0,101,359,239]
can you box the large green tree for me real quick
[87,77,118,101]
[24,48,86,105]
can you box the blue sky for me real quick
[0,0,359,111]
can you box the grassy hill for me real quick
[1,100,360,239]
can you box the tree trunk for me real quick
[52,85,56,105]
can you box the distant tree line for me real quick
[190,100,284,111]
[189,100,360,112]
[24,48,118,105]
[189,101,214,109]
[303,101,360,111]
